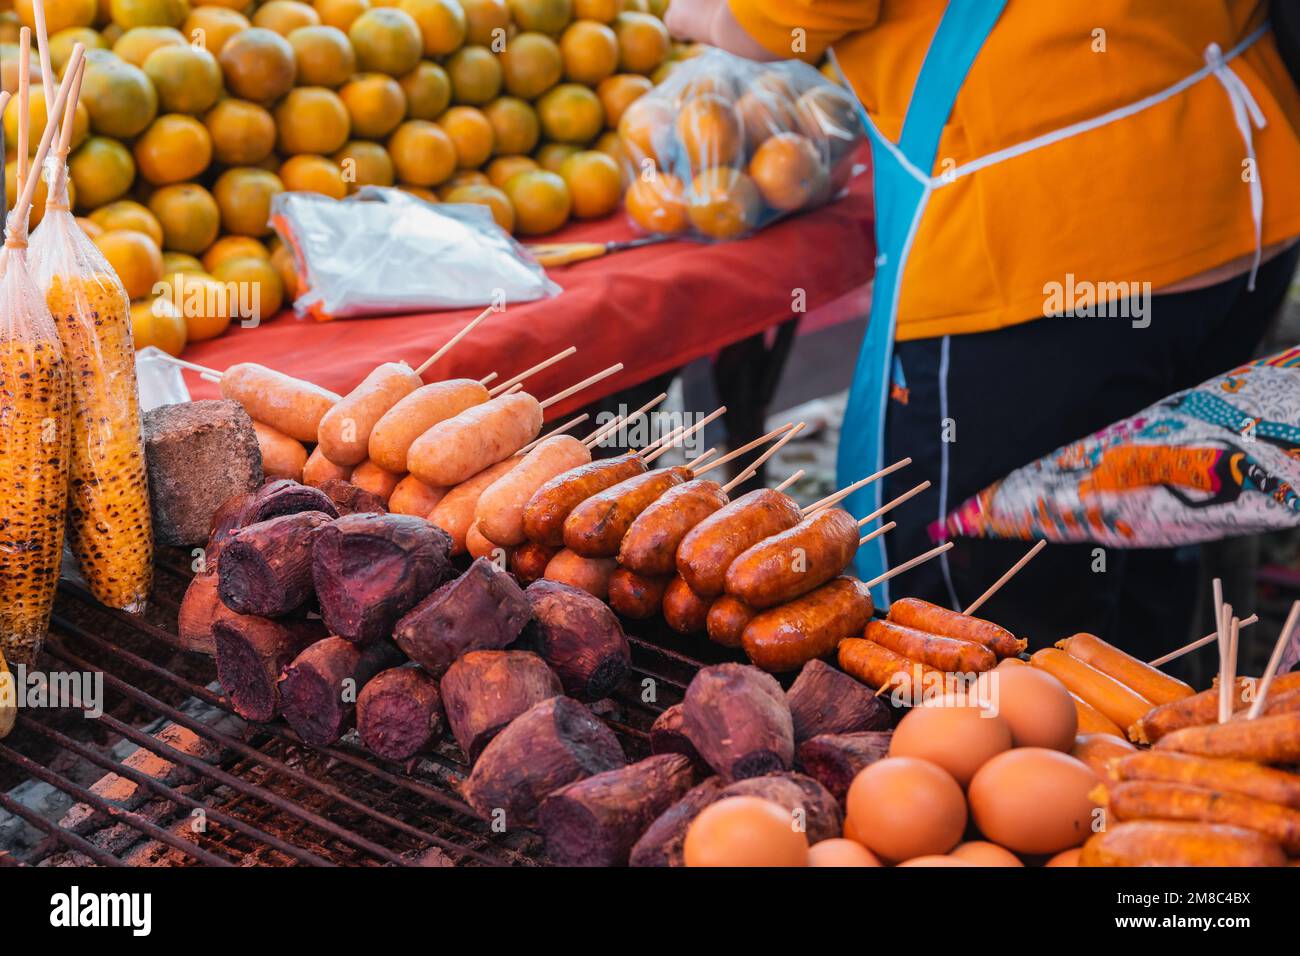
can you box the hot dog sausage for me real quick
[349,459,403,504]
[661,575,711,634]
[220,362,340,442]
[429,457,521,555]
[676,488,803,597]
[476,435,592,547]
[741,576,873,672]
[388,475,446,516]
[723,508,859,609]
[1031,648,1152,733]
[522,453,648,547]
[838,637,944,693]
[864,618,996,673]
[607,567,670,619]
[563,466,692,557]
[1080,820,1287,868]
[544,549,618,601]
[303,446,352,487]
[706,594,756,648]
[407,392,543,487]
[316,362,422,466]
[252,420,307,482]
[510,540,558,585]
[618,478,729,576]
[887,597,1026,658]
[467,521,510,563]
[1057,632,1194,706]
[368,378,491,473]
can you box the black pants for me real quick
[882,245,1299,657]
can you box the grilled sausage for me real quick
[407,392,543,487]
[618,478,729,575]
[476,435,592,546]
[317,362,422,466]
[510,540,559,585]
[522,453,648,547]
[220,362,340,442]
[608,567,670,619]
[429,457,521,554]
[544,549,618,600]
[706,594,757,648]
[563,466,692,557]
[662,575,711,634]
[865,618,996,673]
[887,597,1026,658]
[676,488,803,597]
[723,507,859,608]
[388,475,446,516]
[252,420,307,482]
[741,576,874,673]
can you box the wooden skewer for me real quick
[721,467,756,495]
[415,305,495,376]
[1217,601,1234,724]
[642,405,727,464]
[773,469,804,493]
[961,540,1047,616]
[478,372,498,385]
[487,346,576,397]
[858,520,896,547]
[1247,600,1300,719]
[200,373,221,383]
[17,29,30,201]
[857,480,931,527]
[10,43,84,239]
[0,91,11,117]
[1147,614,1259,667]
[56,57,84,158]
[863,542,953,590]
[583,392,668,448]
[518,414,588,454]
[152,354,224,378]
[30,0,54,108]
[689,422,799,477]
[803,457,913,515]
[1225,615,1240,724]
[539,363,624,410]
[688,446,718,469]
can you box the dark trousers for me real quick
[882,245,1299,658]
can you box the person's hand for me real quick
[664,0,779,61]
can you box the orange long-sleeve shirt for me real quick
[728,0,1300,340]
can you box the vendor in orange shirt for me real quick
[665,0,1300,652]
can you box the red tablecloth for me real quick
[184,175,874,419]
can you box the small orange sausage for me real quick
[302,445,352,487]
[221,363,340,442]
[510,540,558,585]
[838,637,944,694]
[349,459,403,504]
[1072,694,1126,739]
[429,457,521,555]
[388,475,446,516]
[887,597,1026,658]
[544,549,618,601]
[607,567,670,620]
[316,362,422,466]
[1080,820,1287,867]
[1031,648,1153,733]
[476,434,592,547]
[706,594,756,648]
[1057,632,1194,706]
[865,618,995,673]
[676,488,803,597]
[742,577,874,672]
[661,575,711,634]
[723,508,860,608]
[407,392,543,487]
[467,522,510,563]
[1070,733,1135,777]
[252,420,307,482]
[563,466,692,558]
[368,378,491,473]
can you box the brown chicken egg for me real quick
[897,855,975,867]
[989,665,1077,751]
[846,757,967,863]
[1046,847,1082,867]
[1070,733,1136,777]
[890,694,1012,787]
[807,838,883,867]
[968,747,1100,855]
[950,840,1024,867]
[684,796,809,867]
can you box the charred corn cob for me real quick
[43,271,153,611]
[0,336,71,667]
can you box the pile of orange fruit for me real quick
[617,50,859,241]
[0,0,682,354]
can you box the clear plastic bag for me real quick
[30,152,154,613]
[618,47,864,241]
[270,186,561,321]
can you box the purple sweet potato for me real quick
[795,731,893,805]
[682,663,793,780]
[439,650,562,763]
[214,615,324,721]
[217,510,333,617]
[279,636,404,745]
[785,659,891,742]
[357,664,444,760]
[524,579,631,702]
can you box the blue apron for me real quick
[836,0,1008,607]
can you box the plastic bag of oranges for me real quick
[618,48,863,241]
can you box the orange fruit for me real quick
[143,44,222,114]
[536,82,602,143]
[572,0,616,22]
[182,6,249,54]
[168,272,235,341]
[93,228,164,299]
[499,31,561,99]
[559,149,619,218]
[80,54,158,137]
[349,7,422,75]
[398,0,464,56]
[50,27,108,71]
[219,27,297,102]
[213,255,285,322]
[620,0,648,11]
[69,135,135,209]
[4,157,74,229]
[275,87,351,154]
[612,11,666,74]
[339,72,406,137]
[313,0,368,32]
[502,168,569,234]
[506,0,570,35]
[14,0,96,33]
[387,119,456,185]
[437,105,493,168]
[596,72,649,128]
[1,44,41,97]
[279,154,348,197]
[4,87,89,154]
[624,170,685,233]
[436,168,489,197]
[112,24,184,65]
[735,88,798,149]
[161,251,203,273]
[333,139,396,190]
[446,44,501,104]
[134,113,213,184]
[748,131,825,211]
[677,92,742,169]
[130,295,187,355]
[559,19,617,86]
[534,140,577,172]
[615,92,670,165]
[203,235,270,272]
[88,198,163,246]
[398,183,439,202]
[288,24,356,86]
[794,84,858,150]
[270,241,300,299]
[483,96,538,155]
[461,0,507,46]
[148,182,221,252]
[399,60,450,119]
[444,183,513,231]
[253,0,321,34]
[110,0,188,28]
[204,98,277,165]
[214,166,285,236]
[487,154,536,187]
[687,166,760,239]
[593,128,626,170]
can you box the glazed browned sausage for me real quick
[618,478,730,576]
[706,594,757,648]
[723,508,859,608]
[510,540,559,585]
[741,577,874,673]
[521,453,648,547]
[887,597,1026,658]
[675,488,803,597]
[562,466,692,558]
[607,567,671,619]
[662,575,712,635]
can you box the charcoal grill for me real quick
[0,549,741,867]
